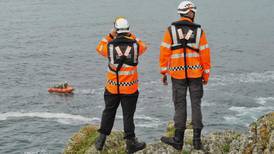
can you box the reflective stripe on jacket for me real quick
[96,33,147,94]
[159,18,211,81]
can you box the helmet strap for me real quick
[180,11,195,22]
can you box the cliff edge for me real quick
[63,112,274,154]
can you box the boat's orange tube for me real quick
[48,86,74,93]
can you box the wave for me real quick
[229,106,273,116]
[0,112,100,125]
[73,88,104,95]
[202,101,216,107]
[135,123,162,128]
[116,115,160,122]
[211,71,274,86]
[0,112,162,128]
[255,97,274,105]
[224,102,274,126]
[223,115,251,127]
[116,115,162,128]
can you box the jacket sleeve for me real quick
[130,33,147,56]
[159,28,172,75]
[199,31,211,81]
[96,34,113,58]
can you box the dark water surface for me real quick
[0,0,274,153]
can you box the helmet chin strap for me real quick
[180,12,195,22]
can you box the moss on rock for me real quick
[64,112,274,154]
[64,125,98,154]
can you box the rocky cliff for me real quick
[63,112,274,154]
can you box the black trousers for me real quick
[98,89,139,139]
[172,77,204,130]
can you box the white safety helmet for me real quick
[114,17,130,34]
[178,1,197,15]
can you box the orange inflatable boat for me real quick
[48,86,74,93]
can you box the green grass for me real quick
[64,125,99,154]
[222,143,230,153]
[183,150,190,154]
[64,125,128,154]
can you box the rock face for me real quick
[63,112,274,154]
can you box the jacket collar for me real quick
[179,17,193,22]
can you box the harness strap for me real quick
[169,21,202,53]
[108,56,126,95]
[171,45,200,52]
[182,41,189,85]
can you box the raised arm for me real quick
[130,33,147,56]
[96,34,114,58]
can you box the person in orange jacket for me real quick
[160,1,211,150]
[95,17,147,153]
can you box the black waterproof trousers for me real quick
[171,77,204,130]
[98,89,139,139]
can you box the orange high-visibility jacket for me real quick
[159,18,211,81]
[96,33,147,94]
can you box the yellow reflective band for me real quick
[124,46,132,57]
[115,46,123,56]
[200,44,209,51]
[102,38,108,43]
[108,68,137,75]
[161,42,171,49]
[133,43,138,63]
[99,45,103,52]
[185,29,193,40]
[171,52,200,59]
[195,28,202,48]
[161,67,168,71]
[204,69,210,74]
[171,25,178,45]
[177,29,184,39]
[109,44,114,64]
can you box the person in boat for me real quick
[54,82,68,89]
[159,1,211,151]
[95,17,147,153]
[62,82,68,88]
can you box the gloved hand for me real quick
[162,74,168,85]
[202,73,209,85]
[202,78,208,85]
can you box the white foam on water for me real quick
[229,106,273,117]
[116,115,160,122]
[225,102,274,126]
[211,71,274,86]
[141,80,160,85]
[228,106,247,113]
[223,116,250,127]
[73,88,104,95]
[223,116,245,125]
[135,123,162,128]
[255,97,274,105]
[224,95,274,126]
[116,115,162,128]
[202,101,215,107]
[0,112,100,125]
[223,116,238,122]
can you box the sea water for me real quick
[0,0,274,153]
